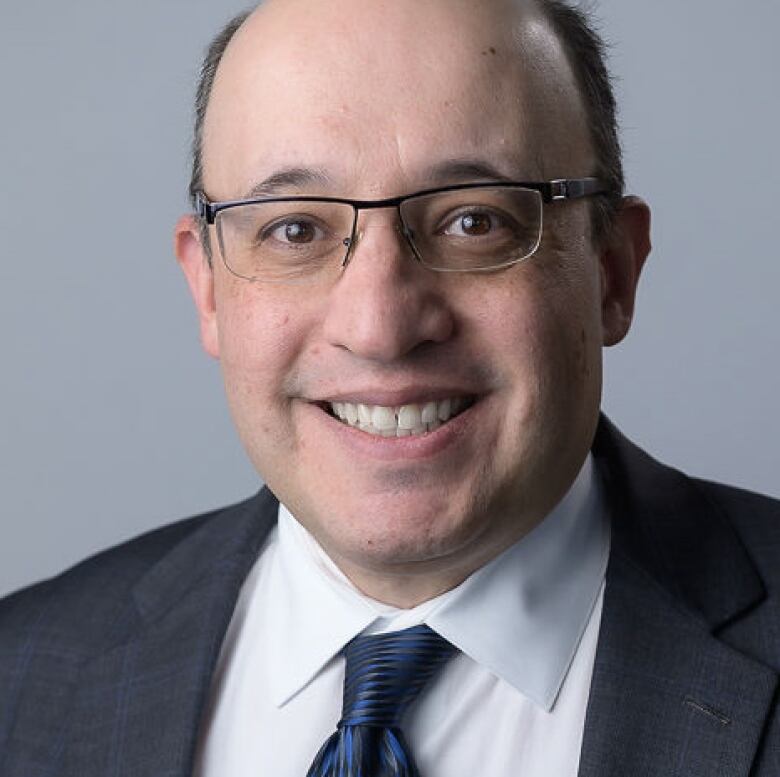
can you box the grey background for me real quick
[1,1,778,598]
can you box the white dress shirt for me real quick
[194,454,609,777]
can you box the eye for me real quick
[263,217,324,245]
[441,209,503,238]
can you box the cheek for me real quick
[486,259,601,409]
[214,281,307,411]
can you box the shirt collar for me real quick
[266,453,609,711]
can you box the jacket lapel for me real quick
[61,489,279,777]
[578,551,777,777]
[579,419,777,776]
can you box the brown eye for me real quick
[443,210,497,237]
[259,216,327,247]
[281,220,317,243]
[459,213,492,236]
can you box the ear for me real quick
[599,196,652,346]
[174,214,220,358]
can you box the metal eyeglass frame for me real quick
[194,177,609,277]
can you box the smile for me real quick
[326,397,474,438]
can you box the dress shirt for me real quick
[194,454,609,777]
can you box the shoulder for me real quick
[594,417,780,565]
[0,494,262,658]
[691,478,780,579]
[694,477,780,522]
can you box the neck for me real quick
[322,532,528,609]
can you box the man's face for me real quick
[178,0,646,600]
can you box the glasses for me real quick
[195,178,608,284]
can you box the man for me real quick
[1,0,778,775]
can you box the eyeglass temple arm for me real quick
[195,192,216,224]
[545,177,609,203]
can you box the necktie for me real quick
[306,624,457,777]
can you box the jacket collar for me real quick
[130,488,278,626]
[592,416,764,629]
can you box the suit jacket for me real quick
[1,418,779,776]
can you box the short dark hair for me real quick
[188,1,623,246]
[189,9,251,255]
[538,1,624,242]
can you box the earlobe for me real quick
[174,215,220,359]
[600,196,652,347]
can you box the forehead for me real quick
[202,0,591,198]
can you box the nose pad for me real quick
[341,223,419,268]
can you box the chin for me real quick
[322,490,484,566]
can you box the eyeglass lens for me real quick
[214,187,543,283]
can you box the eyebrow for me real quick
[243,167,333,198]
[240,157,521,200]
[422,158,517,186]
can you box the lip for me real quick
[303,394,480,462]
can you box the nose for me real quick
[322,221,455,363]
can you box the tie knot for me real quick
[339,624,456,729]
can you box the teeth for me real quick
[372,406,397,430]
[420,402,438,424]
[344,403,358,425]
[328,398,470,437]
[398,404,422,430]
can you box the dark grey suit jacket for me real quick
[1,418,779,776]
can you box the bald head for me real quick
[200,0,589,201]
[189,0,622,242]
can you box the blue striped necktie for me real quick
[306,624,457,777]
